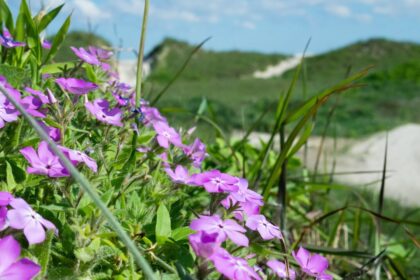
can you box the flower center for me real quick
[259,220,268,227]
[211,177,225,186]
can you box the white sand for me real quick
[253,56,302,79]
[117,59,152,87]
[234,124,420,206]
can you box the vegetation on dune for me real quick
[145,38,420,138]
[148,38,286,82]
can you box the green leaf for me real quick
[20,0,42,63]
[14,1,26,62]
[43,14,71,64]
[156,204,171,244]
[38,4,64,31]
[33,230,54,277]
[0,0,14,32]
[40,62,77,74]
[171,227,194,241]
[85,64,97,83]
[5,161,16,189]
[75,247,95,263]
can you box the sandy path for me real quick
[233,124,420,206]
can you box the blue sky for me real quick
[11,0,420,58]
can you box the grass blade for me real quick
[38,4,65,32]
[135,0,149,107]
[43,14,71,64]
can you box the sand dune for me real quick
[253,55,302,79]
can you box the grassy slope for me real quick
[147,38,420,138]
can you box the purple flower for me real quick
[25,87,50,104]
[70,47,100,65]
[7,198,56,245]
[20,141,69,178]
[85,99,123,127]
[112,91,131,106]
[158,152,170,168]
[56,78,98,95]
[183,138,207,168]
[100,62,111,72]
[292,247,332,280]
[0,28,25,48]
[19,96,46,118]
[0,192,13,229]
[189,231,221,258]
[46,88,57,104]
[0,191,13,206]
[0,235,40,279]
[165,165,191,184]
[0,206,7,230]
[115,82,132,92]
[267,260,296,279]
[221,179,263,220]
[41,39,52,49]
[246,215,282,240]
[0,89,20,129]
[38,121,61,142]
[59,146,98,172]
[136,146,151,153]
[88,46,113,60]
[190,215,249,246]
[191,170,239,193]
[211,249,261,280]
[153,121,183,148]
[142,106,167,126]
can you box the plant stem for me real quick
[135,0,150,107]
[278,123,287,230]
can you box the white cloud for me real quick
[236,20,256,30]
[355,13,372,22]
[153,9,201,23]
[325,4,352,17]
[404,0,420,7]
[111,0,420,26]
[72,0,111,21]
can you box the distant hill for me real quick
[144,38,420,138]
[147,38,287,82]
[285,38,420,84]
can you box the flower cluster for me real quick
[20,141,97,177]
[0,39,335,279]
